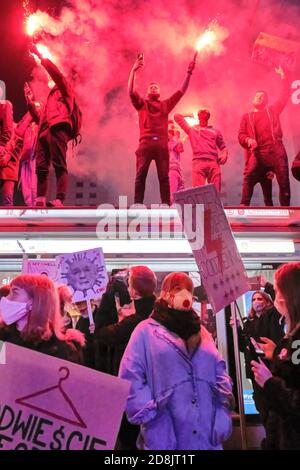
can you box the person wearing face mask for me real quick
[128,55,196,205]
[252,263,300,449]
[231,289,284,429]
[0,274,85,364]
[119,272,233,450]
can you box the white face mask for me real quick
[167,289,194,311]
[0,297,31,331]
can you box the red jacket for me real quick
[0,113,33,181]
[238,77,290,165]
[0,101,13,147]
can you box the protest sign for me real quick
[174,185,250,313]
[0,343,129,450]
[56,248,108,303]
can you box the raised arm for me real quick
[128,56,144,110]
[24,82,40,123]
[29,44,73,103]
[174,113,193,135]
[272,66,290,115]
[180,59,196,95]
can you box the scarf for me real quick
[151,300,201,341]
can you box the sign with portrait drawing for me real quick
[56,248,108,303]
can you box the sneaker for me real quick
[35,197,46,207]
[47,199,64,207]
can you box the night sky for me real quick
[1,0,67,120]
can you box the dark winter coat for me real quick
[238,306,285,379]
[0,325,84,364]
[76,315,95,369]
[94,295,156,376]
[263,326,300,449]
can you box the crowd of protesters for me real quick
[0,262,299,450]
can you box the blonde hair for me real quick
[11,274,64,342]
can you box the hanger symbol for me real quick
[16,367,87,429]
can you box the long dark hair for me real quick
[248,290,273,319]
[275,262,300,333]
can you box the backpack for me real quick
[70,98,82,146]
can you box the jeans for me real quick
[241,143,290,206]
[135,141,170,204]
[192,159,221,192]
[36,124,69,201]
[169,165,185,203]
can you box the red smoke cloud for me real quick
[25,0,300,205]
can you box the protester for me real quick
[57,284,73,331]
[0,274,84,363]
[231,287,284,428]
[239,66,290,206]
[128,54,195,205]
[174,109,228,192]
[94,266,157,449]
[29,44,80,207]
[252,262,300,449]
[119,272,233,450]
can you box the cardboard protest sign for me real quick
[22,260,59,281]
[0,343,130,450]
[56,248,108,303]
[174,185,250,313]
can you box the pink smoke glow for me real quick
[23,0,300,206]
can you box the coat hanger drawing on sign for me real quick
[16,367,87,429]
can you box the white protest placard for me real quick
[22,260,59,281]
[56,248,108,303]
[174,184,250,313]
[0,343,130,450]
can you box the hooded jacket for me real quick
[119,318,233,450]
[38,58,74,136]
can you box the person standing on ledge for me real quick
[174,108,228,192]
[29,44,79,208]
[239,66,291,207]
[128,54,196,206]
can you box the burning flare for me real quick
[196,30,217,52]
[26,13,43,36]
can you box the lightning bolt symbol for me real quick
[204,208,224,274]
